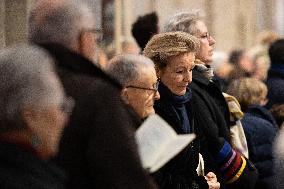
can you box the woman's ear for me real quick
[156,69,162,81]
[121,88,130,104]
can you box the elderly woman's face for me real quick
[124,66,160,119]
[195,21,216,64]
[159,52,195,96]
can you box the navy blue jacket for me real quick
[241,105,278,189]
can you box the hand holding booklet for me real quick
[135,114,196,173]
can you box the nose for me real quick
[184,70,192,83]
[209,35,216,46]
[154,90,160,100]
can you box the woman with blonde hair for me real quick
[227,78,278,189]
[144,31,220,189]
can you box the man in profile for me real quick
[28,0,157,189]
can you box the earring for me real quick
[31,135,40,148]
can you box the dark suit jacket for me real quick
[39,43,157,189]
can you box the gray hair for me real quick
[106,54,155,86]
[163,11,204,35]
[28,0,95,49]
[0,45,64,132]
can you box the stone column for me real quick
[5,0,28,46]
[0,1,5,48]
[275,0,284,35]
[114,0,122,53]
[122,0,132,40]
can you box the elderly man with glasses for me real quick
[107,54,160,122]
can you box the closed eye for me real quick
[176,70,183,74]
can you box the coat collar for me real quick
[37,43,122,89]
[192,69,211,86]
[154,96,195,134]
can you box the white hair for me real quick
[163,11,204,35]
[28,0,95,49]
[0,45,64,132]
[106,54,155,86]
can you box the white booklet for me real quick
[135,114,196,173]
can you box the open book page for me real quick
[136,114,196,173]
[136,114,176,170]
[150,134,195,172]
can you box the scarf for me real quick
[159,82,192,133]
[194,59,214,80]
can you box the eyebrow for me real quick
[174,64,195,70]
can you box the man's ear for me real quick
[20,107,38,132]
[121,88,129,104]
[78,31,95,61]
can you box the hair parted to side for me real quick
[28,0,95,49]
[143,31,200,70]
[0,45,64,133]
[107,54,155,86]
[163,10,204,35]
[226,78,268,112]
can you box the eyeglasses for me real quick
[60,96,75,115]
[126,82,159,95]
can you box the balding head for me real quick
[29,0,95,55]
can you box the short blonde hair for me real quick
[143,31,199,70]
[227,78,268,112]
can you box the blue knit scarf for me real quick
[159,82,192,133]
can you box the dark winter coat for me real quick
[266,69,284,108]
[190,69,231,187]
[153,83,208,189]
[0,142,65,189]
[191,70,231,140]
[241,105,278,189]
[39,43,157,189]
[190,69,258,189]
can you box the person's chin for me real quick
[143,109,155,118]
[176,89,186,96]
